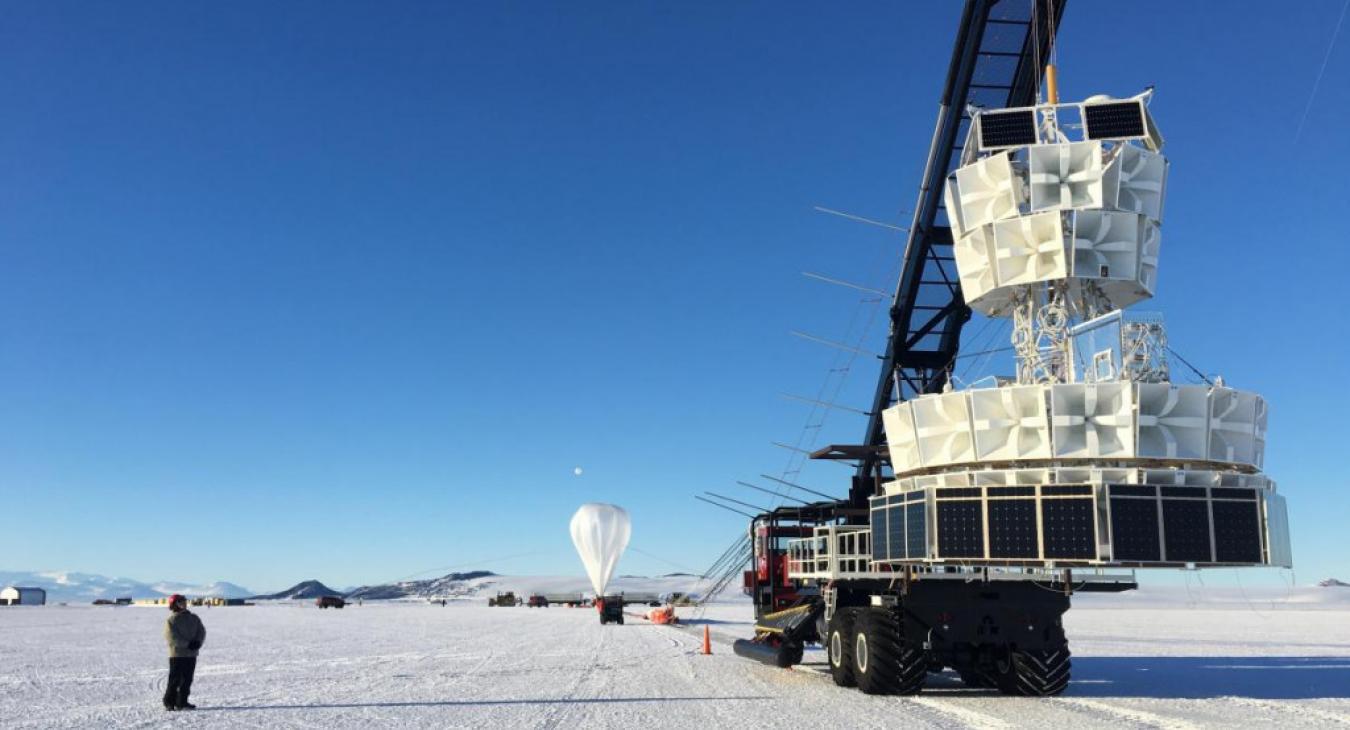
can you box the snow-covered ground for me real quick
[2,594,1348,728]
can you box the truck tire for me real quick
[827,609,857,687]
[852,608,925,695]
[997,646,1071,696]
[776,641,804,668]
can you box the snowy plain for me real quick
[2,589,1349,728]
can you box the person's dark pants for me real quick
[163,657,197,708]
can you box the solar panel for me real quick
[905,504,926,558]
[1042,499,1096,559]
[1109,493,1162,562]
[1084,100,1147,140]
[978,108,1037,149]
[1161,499,1212,562]
[936,500,984,558]
[988,499,1038,559]
[1212,501,1262,563]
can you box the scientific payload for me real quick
[731,0,1295,697]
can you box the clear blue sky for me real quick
[2,1,1347,592]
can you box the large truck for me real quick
[730,0,1292,697]
[315,596,346,609]
[488,591,519,607]
[597,596,625,625]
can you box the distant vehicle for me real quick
[597,596,624,625]
[315,596,346,609]
[488,591,519,607]
[660,592,698,606]
[527,594,548,608]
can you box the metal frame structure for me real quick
[849,0,1068,505]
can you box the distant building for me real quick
[203,597,247,606]
[0,587,47,606]
[133,595,247,607]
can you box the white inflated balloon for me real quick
[569,503,631,597]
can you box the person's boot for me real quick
[178,702,197,710]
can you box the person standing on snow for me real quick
[162,594,206,711]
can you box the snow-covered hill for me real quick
[251,580,344,600]
[346,571,499,600]
[0,571,253,603]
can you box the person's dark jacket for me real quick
[164,609,206,658]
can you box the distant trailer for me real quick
[543,593,585,606]
[0,587,46,606]
[621,593,662,607]
[92,597,136,606]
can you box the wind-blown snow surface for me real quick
[1,591,1348,728]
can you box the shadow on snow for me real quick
[922,656,1350,699]
[676,617,749,626]
[200,696,771,712]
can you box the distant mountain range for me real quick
[0,571,253,603]
[12,568,1350,606]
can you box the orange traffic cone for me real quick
[702,625,712,655]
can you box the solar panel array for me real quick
[978,108,1038,149]
[1084,101,1147,140]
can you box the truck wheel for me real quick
[775,641,804,668]
[997,646,1071,696]
[827,609,857,687]
[852,608,925,695]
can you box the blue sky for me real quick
[1,1,1347,592]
